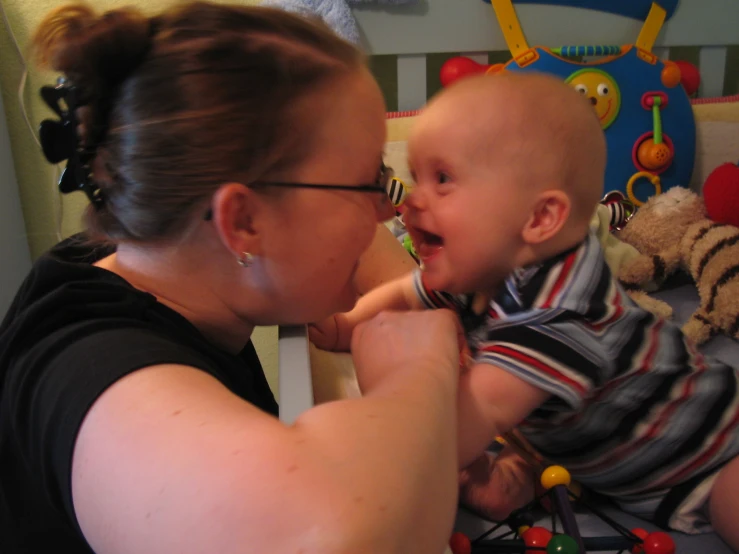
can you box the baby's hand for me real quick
[308,314,351,352]
[458,448,536,522]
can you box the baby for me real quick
[312,72,739,546]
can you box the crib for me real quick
[1,0,738,550]
[279,1,739,553]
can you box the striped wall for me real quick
[369,45,739,113]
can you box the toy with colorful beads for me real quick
[540,466,585,553]
[440,0,699,205]
[447,464,677,554]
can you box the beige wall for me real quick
[0,0,279,398]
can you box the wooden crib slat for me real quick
[397,54,428,112]
[699,46,729,98]
[278,326,313,424]
[465,52,492,65]
[653,47,671,61]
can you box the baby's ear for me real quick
[521,190,571,245]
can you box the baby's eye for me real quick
[437,172,450,184]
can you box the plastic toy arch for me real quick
[448,463,679,554]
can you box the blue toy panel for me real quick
[503,47,696,202]
[480,0,679,21]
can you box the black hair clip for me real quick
[39,80,103,208]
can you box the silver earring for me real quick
[237,252,254,267]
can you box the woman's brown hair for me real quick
[33,2,365,242]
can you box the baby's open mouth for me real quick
[409,226,444,260]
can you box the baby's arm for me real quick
[457,362,550,468]
[456,315,602,468]
[310,273,422,351]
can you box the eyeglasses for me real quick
[204,162,401,222]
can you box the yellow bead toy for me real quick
[541,465,572,490]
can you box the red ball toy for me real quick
[642,531,676,554]
[440,56,489,87]
[522,526,554,554]
[630,528,650,553]
[673,60,701,96]
[449,531,471,554]
[703,162,739,228]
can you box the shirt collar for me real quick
[504,233,600,313]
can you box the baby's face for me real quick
[404,106,535,294]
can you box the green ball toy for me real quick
[546,533,579,554]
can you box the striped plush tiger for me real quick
[617,186,739,345]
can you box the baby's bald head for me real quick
[420,72,607,228]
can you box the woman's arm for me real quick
[455,363,550,468]
[72,310,461,554]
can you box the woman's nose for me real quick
[375,193,397,222]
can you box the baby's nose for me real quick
[404,188,426,211]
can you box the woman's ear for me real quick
[209,183,263,258]
[521,190,571,245]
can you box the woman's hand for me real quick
[351,309,461,393]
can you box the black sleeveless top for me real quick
[0,235,278,553]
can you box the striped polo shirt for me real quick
[413,232,739,524]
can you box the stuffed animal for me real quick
[585,200,672,318]
[617,186,739,344]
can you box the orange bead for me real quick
[637,140,673,170]
[661,61,682,88]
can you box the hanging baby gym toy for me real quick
[441,0,697,207]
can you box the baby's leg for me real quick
[709,455,739,550]
[458,445,536,522]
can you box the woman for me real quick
[0,3,461,553]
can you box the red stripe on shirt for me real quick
[652,353,739,487]
[571,319,667,473]
[542,251,578,309]
[662,408,739,487]
[420,274,449,309]
[481,344,587,396]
